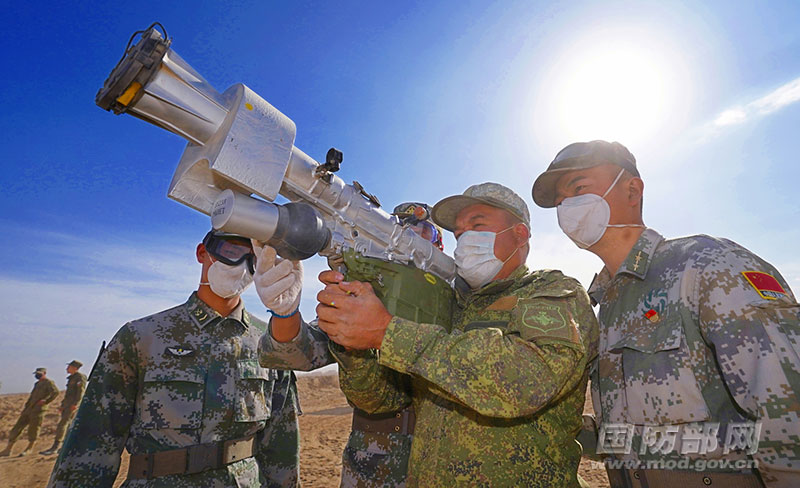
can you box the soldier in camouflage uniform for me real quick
[533,140,800,487]
[315,183,600,487]
[40,360,88,455]
[254,203,445,487]
[0,367,59,457]
[47,230,301,487]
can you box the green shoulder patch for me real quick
[513,299,578,342]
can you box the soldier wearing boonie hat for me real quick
[314,181,599,486]
[432,181,531,231]
[532,140,800,487]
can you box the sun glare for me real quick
[531,31,692,150]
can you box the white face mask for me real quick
[454,226,520,289]
[202,260,253,299]
[556,168,644,249]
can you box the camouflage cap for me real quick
[68,360,83,369]
[432,182,530,232]
[34,367,47,374]
[532,140,639,208]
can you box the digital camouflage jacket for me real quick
[260,318,413,488]
[47,293,300,488]
[333,265,599,487]
[589,228,800,487]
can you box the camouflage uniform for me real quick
[47,292,300,488]
[6,376,59,445]
[589,228,800,486]
[52,371,87,444]
[332,265,599,487]
[259,318,414,487]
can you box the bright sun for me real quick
[532,33,691,150]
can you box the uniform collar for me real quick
[588,228,664,304]
[456,264,529,303]
[185,292,250,330]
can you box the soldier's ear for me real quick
[196,243,207,264]
[513,222,530,244]
[626,177,644,207]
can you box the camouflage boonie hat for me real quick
[34,367,47,374]
[68,360,83,369]
[432,182,530,232]
[532,140,639,208]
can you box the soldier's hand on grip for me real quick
[316,281,392,350]
[252,241,303,316]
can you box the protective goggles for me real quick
[202,231,256,274]
[409,221,440,245]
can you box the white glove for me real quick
[252,241,303,316]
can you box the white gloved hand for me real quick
[252,241,303,316]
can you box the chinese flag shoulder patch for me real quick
[741,271,788,300]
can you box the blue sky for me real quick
[1,1,799,393]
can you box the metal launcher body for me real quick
[96,26,455,326]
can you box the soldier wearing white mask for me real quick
[48,230,301,487]
[313,183,600,487]
[533,140,800,487]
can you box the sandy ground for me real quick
[0,375,609,487]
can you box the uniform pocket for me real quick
[754,302,800,374]
[139,369,205,429]
[235,359,276,422]
[610,317,709,425]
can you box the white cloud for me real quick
[751,77,800,115]
[713,108,747,126]
[710,75,800,129]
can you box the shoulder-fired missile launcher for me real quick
[96,24,454,327]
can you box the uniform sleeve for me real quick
[60,382,70,409]
[379,281,597,418]
[256,370,300,488]
[61,377,81,408]
[329,344,412,414]
[77,374,87,401]
[44,381,59,404]
[47,325,138,488]
[258,317,335,371]
[694,244,800,486]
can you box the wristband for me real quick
[268,307,299,319]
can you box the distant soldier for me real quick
[256,202,445,487]
[40,360,87,456]
[0,367,59,457]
